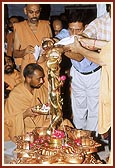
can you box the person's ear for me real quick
[24,7,27,15]
[85,24,88,29]
[26,76,32,84]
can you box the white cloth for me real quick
[4,141,17,156]
[33,45,42,61]
[97,4,107,17]
[55,36,75,46]
[70,66,101,132]
[4,141,17,164]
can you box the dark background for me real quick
[4,4,97,25]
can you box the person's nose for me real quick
[73,29,77,35]
[33,12,37,17]
[70,29,76,36]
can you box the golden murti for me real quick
[10,40,103,165]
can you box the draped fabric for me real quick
[4,69,21,90]
[13,20,52,76]
[4,82,49,141]
[98,42,112,134]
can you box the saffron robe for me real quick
[4,69,21,90]
[13,20,52,76]
[4,82,49,141]
[98,42,112,134]
[6,32,14,57]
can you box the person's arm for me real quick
[23,107,40,119]
[74,42,104,65]
[78,37,108,51]
[64,36,108,65]
[64,51,84,62]
[13,31,35,58]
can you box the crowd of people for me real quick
[4,4,112,164]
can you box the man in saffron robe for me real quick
[13,4,52,75]
[4,63,74,141]
[4,55,21,91]
[4,63,50,141]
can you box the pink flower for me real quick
[52,129,65,139]
[74,138,82,146]
[60,75,66,81]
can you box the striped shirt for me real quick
[83,12,111,41]
[72,12,111,73]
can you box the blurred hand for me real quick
[63,36,84,61]
[24,45,35,55]
[63,36,81,53]
[23,107,39,119]
[78,37,99,51]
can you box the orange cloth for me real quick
[6,32,14,57]
[4,82,49,141]
[4,69,21,90]
[98,42,112,134]
[13,20,52,76]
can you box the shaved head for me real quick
[24,4,41,24]
[53,19,63,35]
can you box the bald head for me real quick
[24,4,41,24]
[52,19,63,35]
[25,4,41,9]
